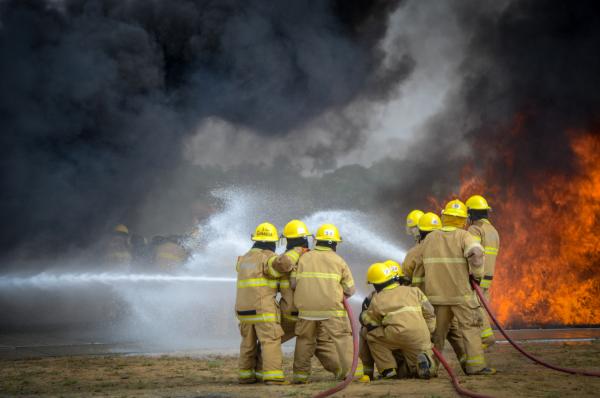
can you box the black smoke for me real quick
[0,0,413,264]
[379,0,600,215]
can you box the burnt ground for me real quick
[1,341,600,397]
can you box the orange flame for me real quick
[456,133,600,326]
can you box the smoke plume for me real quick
[0,0,412,264]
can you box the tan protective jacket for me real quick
[415,227,484,305]
[235,248,280,323]
[468,219,500,289]
[360,283,436,334]
[403,242,425,286]
[271,247,304,322]
[293,246,355,319]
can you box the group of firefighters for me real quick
[234,194,500,384]
[104,224,199,271]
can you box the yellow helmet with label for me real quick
[466,195,492,210]
[383,260,404,277]
[283,219,310,238]
[418,212,442,231]
[441,199,468,218]
[251,222,279,242]
[315,223,342,242]
[366,262,394,284]
[406,210,425,228]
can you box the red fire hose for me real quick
[313,296,359,398]
[471,279,600,377]
[433,346,495,398]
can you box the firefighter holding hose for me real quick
[291,223,365,383]
[360,262,437,379]
[235,222,286,385]
[466,195,500,349]
[402,209,425,285]
[414,199,496,375]
[270,220,340,377]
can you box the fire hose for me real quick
[313,296,359,398]
[470,278,600,377]
[433,346,495,398]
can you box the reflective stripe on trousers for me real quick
[299,310,347,318]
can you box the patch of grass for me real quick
[208,359,224,369]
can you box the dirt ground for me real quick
[1,341,600,398]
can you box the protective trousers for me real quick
[479,288,495,347]
[281,317,339,374]
[238,322,284,382]
[360,328,410,378]
[432,304,487,374]
[366,325,436,378]
[293,317,362,382]
[359,328,374,378]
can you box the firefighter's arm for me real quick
[410,247,425,286]
[402,249,417,278]
[418,289,436,334]
[464,235,484,279]
[359,298,382,331]
[467,224,483,243]
[263,254,282,279]
[272,247,302,274]
[340,261,356,297]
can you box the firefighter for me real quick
[152,235,189,272]
[466,195,500,349]
[359,259,409,380]
[360,262,436,379]
[235,222,286,385]
[267,219,340,378]
[291,223,364,383]
[404,212,441,287]
[105,224,132,267]
[413,199,495,375]
[405,209,425,244]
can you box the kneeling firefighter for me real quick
[291,223,365,383]
[360,262,437,379]
[270,220,340,378]
[359,259,409,380]
[235,222,286,385]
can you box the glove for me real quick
[362,296,371,311]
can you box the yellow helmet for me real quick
[114,224,129,234]
[418,212,442,231]
[366,262,394,284]
[384,260,404,277]
[441,199,468,218]
[251,222,279,242]
[283,219,310,238]
[466,195,492,210]
[315,223,342,242]
[406,210,425,228]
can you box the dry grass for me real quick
[1,341,600,397]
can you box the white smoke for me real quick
[0,187,408,350]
